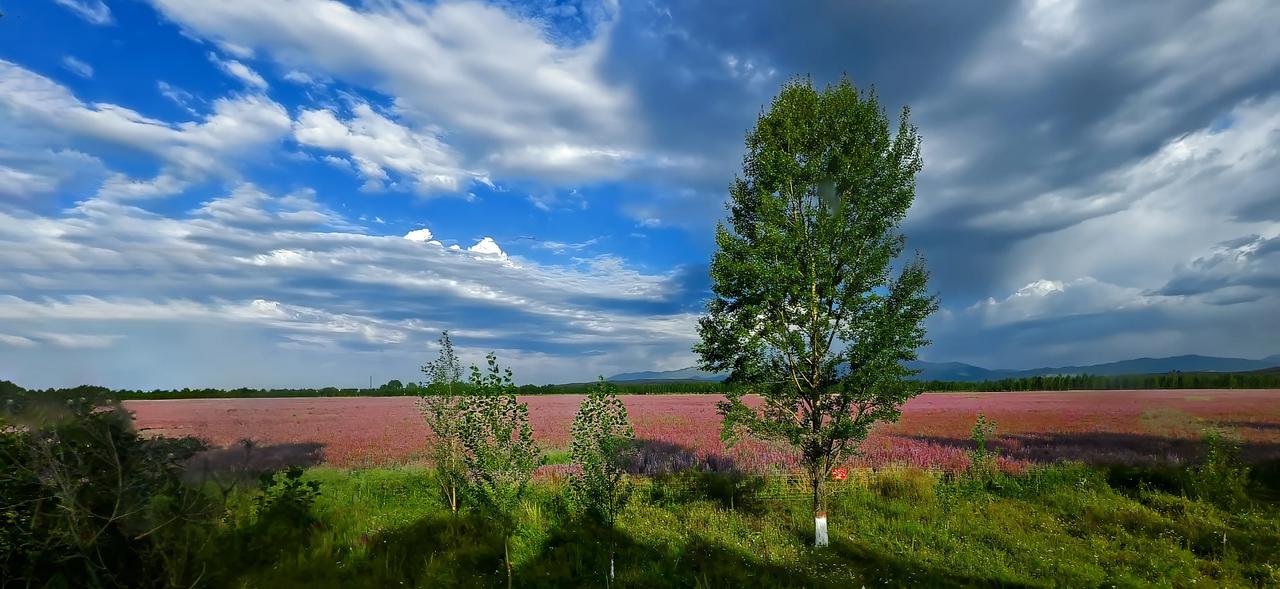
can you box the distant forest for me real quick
[3,369,1279,402]
[921,369,1280,392]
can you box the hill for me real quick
[608,367,727,382]
[615,354,1280,383]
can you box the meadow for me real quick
[127,389,1280,472]
[5,388,1280,587]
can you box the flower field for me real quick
[126,389,1280,474]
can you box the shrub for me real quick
[569,377,636,581]
[0,397,209,588]
[236,467,323,565]
[1184,428,1250,509]
[459,353,540,589]
[419,331,468,514]
[969,413,998,479]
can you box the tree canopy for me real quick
[697,76,937,544]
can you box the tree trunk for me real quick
[815,510,829,547]
[505,536,513,589]
[812,464,828,547]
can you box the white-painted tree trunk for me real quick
[815,511,829,547]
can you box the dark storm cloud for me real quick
[598,0,1016,233]
[1154,234,1280,297]
[605,0,1280,308]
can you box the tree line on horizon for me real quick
[4,369,1279,404]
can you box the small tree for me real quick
[569,377,635,583]
[418,331,467,514]
[969,413,998,478]
[697,77,937,547]
[459,353,539,589]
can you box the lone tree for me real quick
[696,77,937,547]
[568,377,635,583]
[418,331,467,514]
[459,353,539,589]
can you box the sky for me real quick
[1,0,1278,389]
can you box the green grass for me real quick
[214,462,1280,588]
[542,448,573,466]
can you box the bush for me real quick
[419,331,468,514]
[1184,428,1251,509]
[0,397,209,588]
[459,353,540,588]
[968,413,998,479]
[569,378,635,524]
[224,466,324,570]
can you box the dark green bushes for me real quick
[1185,428,1251,508]
[0,397,211,588]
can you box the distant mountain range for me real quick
[607,366,729,382]
[608,354,1280,383]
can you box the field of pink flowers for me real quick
[126,389,1280,474]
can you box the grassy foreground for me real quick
[223,463,1280,588]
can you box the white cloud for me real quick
[0,60,290,183]
[207,52,268,89]
[294,104,483,194]
[191,184,346,228]
[0,175,704,388]
[1156,233,1280,299]
[156,81,199,115]
[492,143,635,179]
[967,277,1150,327]
[531,237,602,254]
[0,333,37,348]
[0,149,103,200]
[402,228,434,242]
[36,332,123,348]
[282,70,318,85]
[1006,95,1280,290]
[53,0,113,25]
[95,173,187,200]
[61,56,94,79]
[146,0,649,180]
[1097,1,1280,148]
[1019,0,1082,54]
[468,236,506,259]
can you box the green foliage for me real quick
[418,331,468,513]
[0,379,23,398]
[698,76,937,522]
[458,352,540,586]
[379,379,403,393]
[223,466,324,570]
[459,354,540,532]
[10,433,1276,589]
[568,376,636,576]
[969,413,998,478]
[0,397,210,588]
[253,466,322,525]
[204,463,1280,588]
[869,467,938,502]
[1185,428,1251,509]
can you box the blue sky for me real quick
[1,0,1278,389]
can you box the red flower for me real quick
[831,467,848,481]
